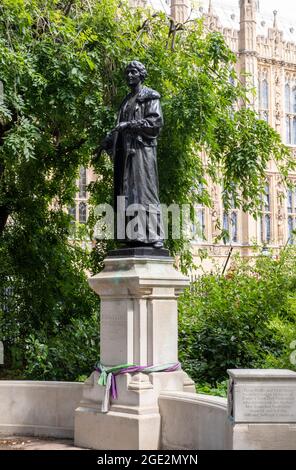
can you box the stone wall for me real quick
[159,392,231,450]
[0,381,83,439]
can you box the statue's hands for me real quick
[114,121,129,132]
[91,146,103,165]
[101,132,114,151]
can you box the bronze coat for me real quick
[112,86,163,212]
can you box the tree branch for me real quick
[0,112,18,145]
[55,137,87,158]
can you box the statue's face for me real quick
[125,67,141,87]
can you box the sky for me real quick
[150,1,296,34]
[150,1,296,20]
[196,0,296,38]
[209,0,296,19]
[258,0,295,15]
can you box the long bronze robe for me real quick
[108,86,164,244]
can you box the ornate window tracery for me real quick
[261,181,272,244]
[79,202,87,224]
[287,182,296,244]
[79,167,87,198]
[285,74,296,145]
[222,191,238,244]
[258,69,269,122]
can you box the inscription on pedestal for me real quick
[101,313,126,341]
[100,307,129,364]
[234,384,296,422]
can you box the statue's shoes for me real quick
[152,241,164,249]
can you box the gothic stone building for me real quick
[74,0,296,270]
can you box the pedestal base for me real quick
[74,255,194,449]
[74,370,195,450]
[75,407,161,450]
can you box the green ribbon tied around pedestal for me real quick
[95,362,181,413]
[97,363,134,387]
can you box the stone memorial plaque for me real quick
[233,384,296,423]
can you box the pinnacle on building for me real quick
[170,0,191,23]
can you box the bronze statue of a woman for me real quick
[101,61,164,248]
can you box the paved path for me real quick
[0,436,88,450]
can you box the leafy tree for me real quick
[0,0,293,378]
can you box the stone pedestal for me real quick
[228,369,296,450]
[74,250,195,450]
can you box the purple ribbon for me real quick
[95,362,181,400]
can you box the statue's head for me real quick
[125,61,147,87]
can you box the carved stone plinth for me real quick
[74,252,195,450]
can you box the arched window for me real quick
[293,87,296,113]
[288,189,293,213]
[265,214,271,243]
[222,187,239,245]
[231,212,238,243]
[287,182,296,244]
[192,208,205,242]
[79,202,87,224]
[263,183,270,212]
[223,211,230,244]
[261,182,272,244]
[223,212,229,231]
[258,73,269,122]
[286,116,291,144]
[261,79,268,109]
[222,211,239,244]
[68,205,76,222]
[79,167,87,198]
[285,78,296,145]
[293,117,296,145]
[288,216,294,244]
[285,83,290,112]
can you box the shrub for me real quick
[0,226,100,381]
[23,315,99,381]
[178,246,296,388]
